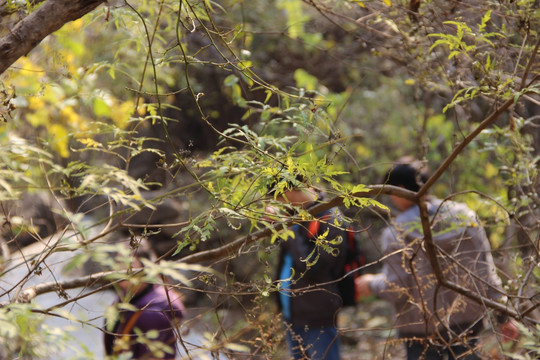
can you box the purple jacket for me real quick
[104,284,185,359]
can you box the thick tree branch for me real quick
[417,36,540,200]
[0,0,105,75]
[416,97,515,199]
[0,269,118,307]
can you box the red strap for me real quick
[307,214,330,239]
[307,220,321,238]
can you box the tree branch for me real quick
[2,185,410,304]
[416,96,515,199]
[2,183,532,322]
[411,40,540,322]
[179,184,412,264]
[417,36,540,200]
[0,269,118,307]
[0,0,105,75]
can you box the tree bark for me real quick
[0,0,105,75]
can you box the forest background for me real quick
[0,0,539,359]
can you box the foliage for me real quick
[0,304,74,359]
[0,0,539,358]
[506,323,540,360]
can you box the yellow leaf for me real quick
[43,85,62,104]
[27,109,49,127]
[382,0,392,6]
[354,0,366,8]
[111,100,134,128]
[49,124,70,158]
[14,57,44,77]
[405,78,415,85]
[78,138,102,148]
[70,19,84,32]
[355,144,371,157]
[61,106,79,124]
[352,184,369,193]
[28,96,45,110]
[197,160,212,168]
[136,101,147,116]
[485,163,498,179]
[238,60,252,70]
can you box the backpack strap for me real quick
[307,213,331,239]
[113,310,143,355]
[120,310,143,335]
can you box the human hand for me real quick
[355,274,375,300]
[263,205,280,222]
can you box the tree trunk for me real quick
[0,0,105,75]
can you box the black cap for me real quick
[383,157,429,192]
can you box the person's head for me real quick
[266,173,317,209]
[384,156,429,192]
[383,156,429,210]
[109,236,156,293]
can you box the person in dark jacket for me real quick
[355,157,518,360]
[103,241,185,360]
[266,177,348,360]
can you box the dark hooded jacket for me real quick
[276,206,348,328]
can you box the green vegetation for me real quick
[0,0,539,358]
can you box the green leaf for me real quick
[294,69,318,91]
[224,74,239,86]
[225,342,251,353]
[104,305,119,332]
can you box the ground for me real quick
[147,291,520,359]
[339,300,516,360]
[339,301,406,359]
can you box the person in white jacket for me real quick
[355,157,518,360]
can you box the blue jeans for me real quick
[285,325,340,360]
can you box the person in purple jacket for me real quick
[103,241,185,360]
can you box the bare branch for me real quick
[0,269,118,306]
[417,97,515,199]
[0,184,531,322]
